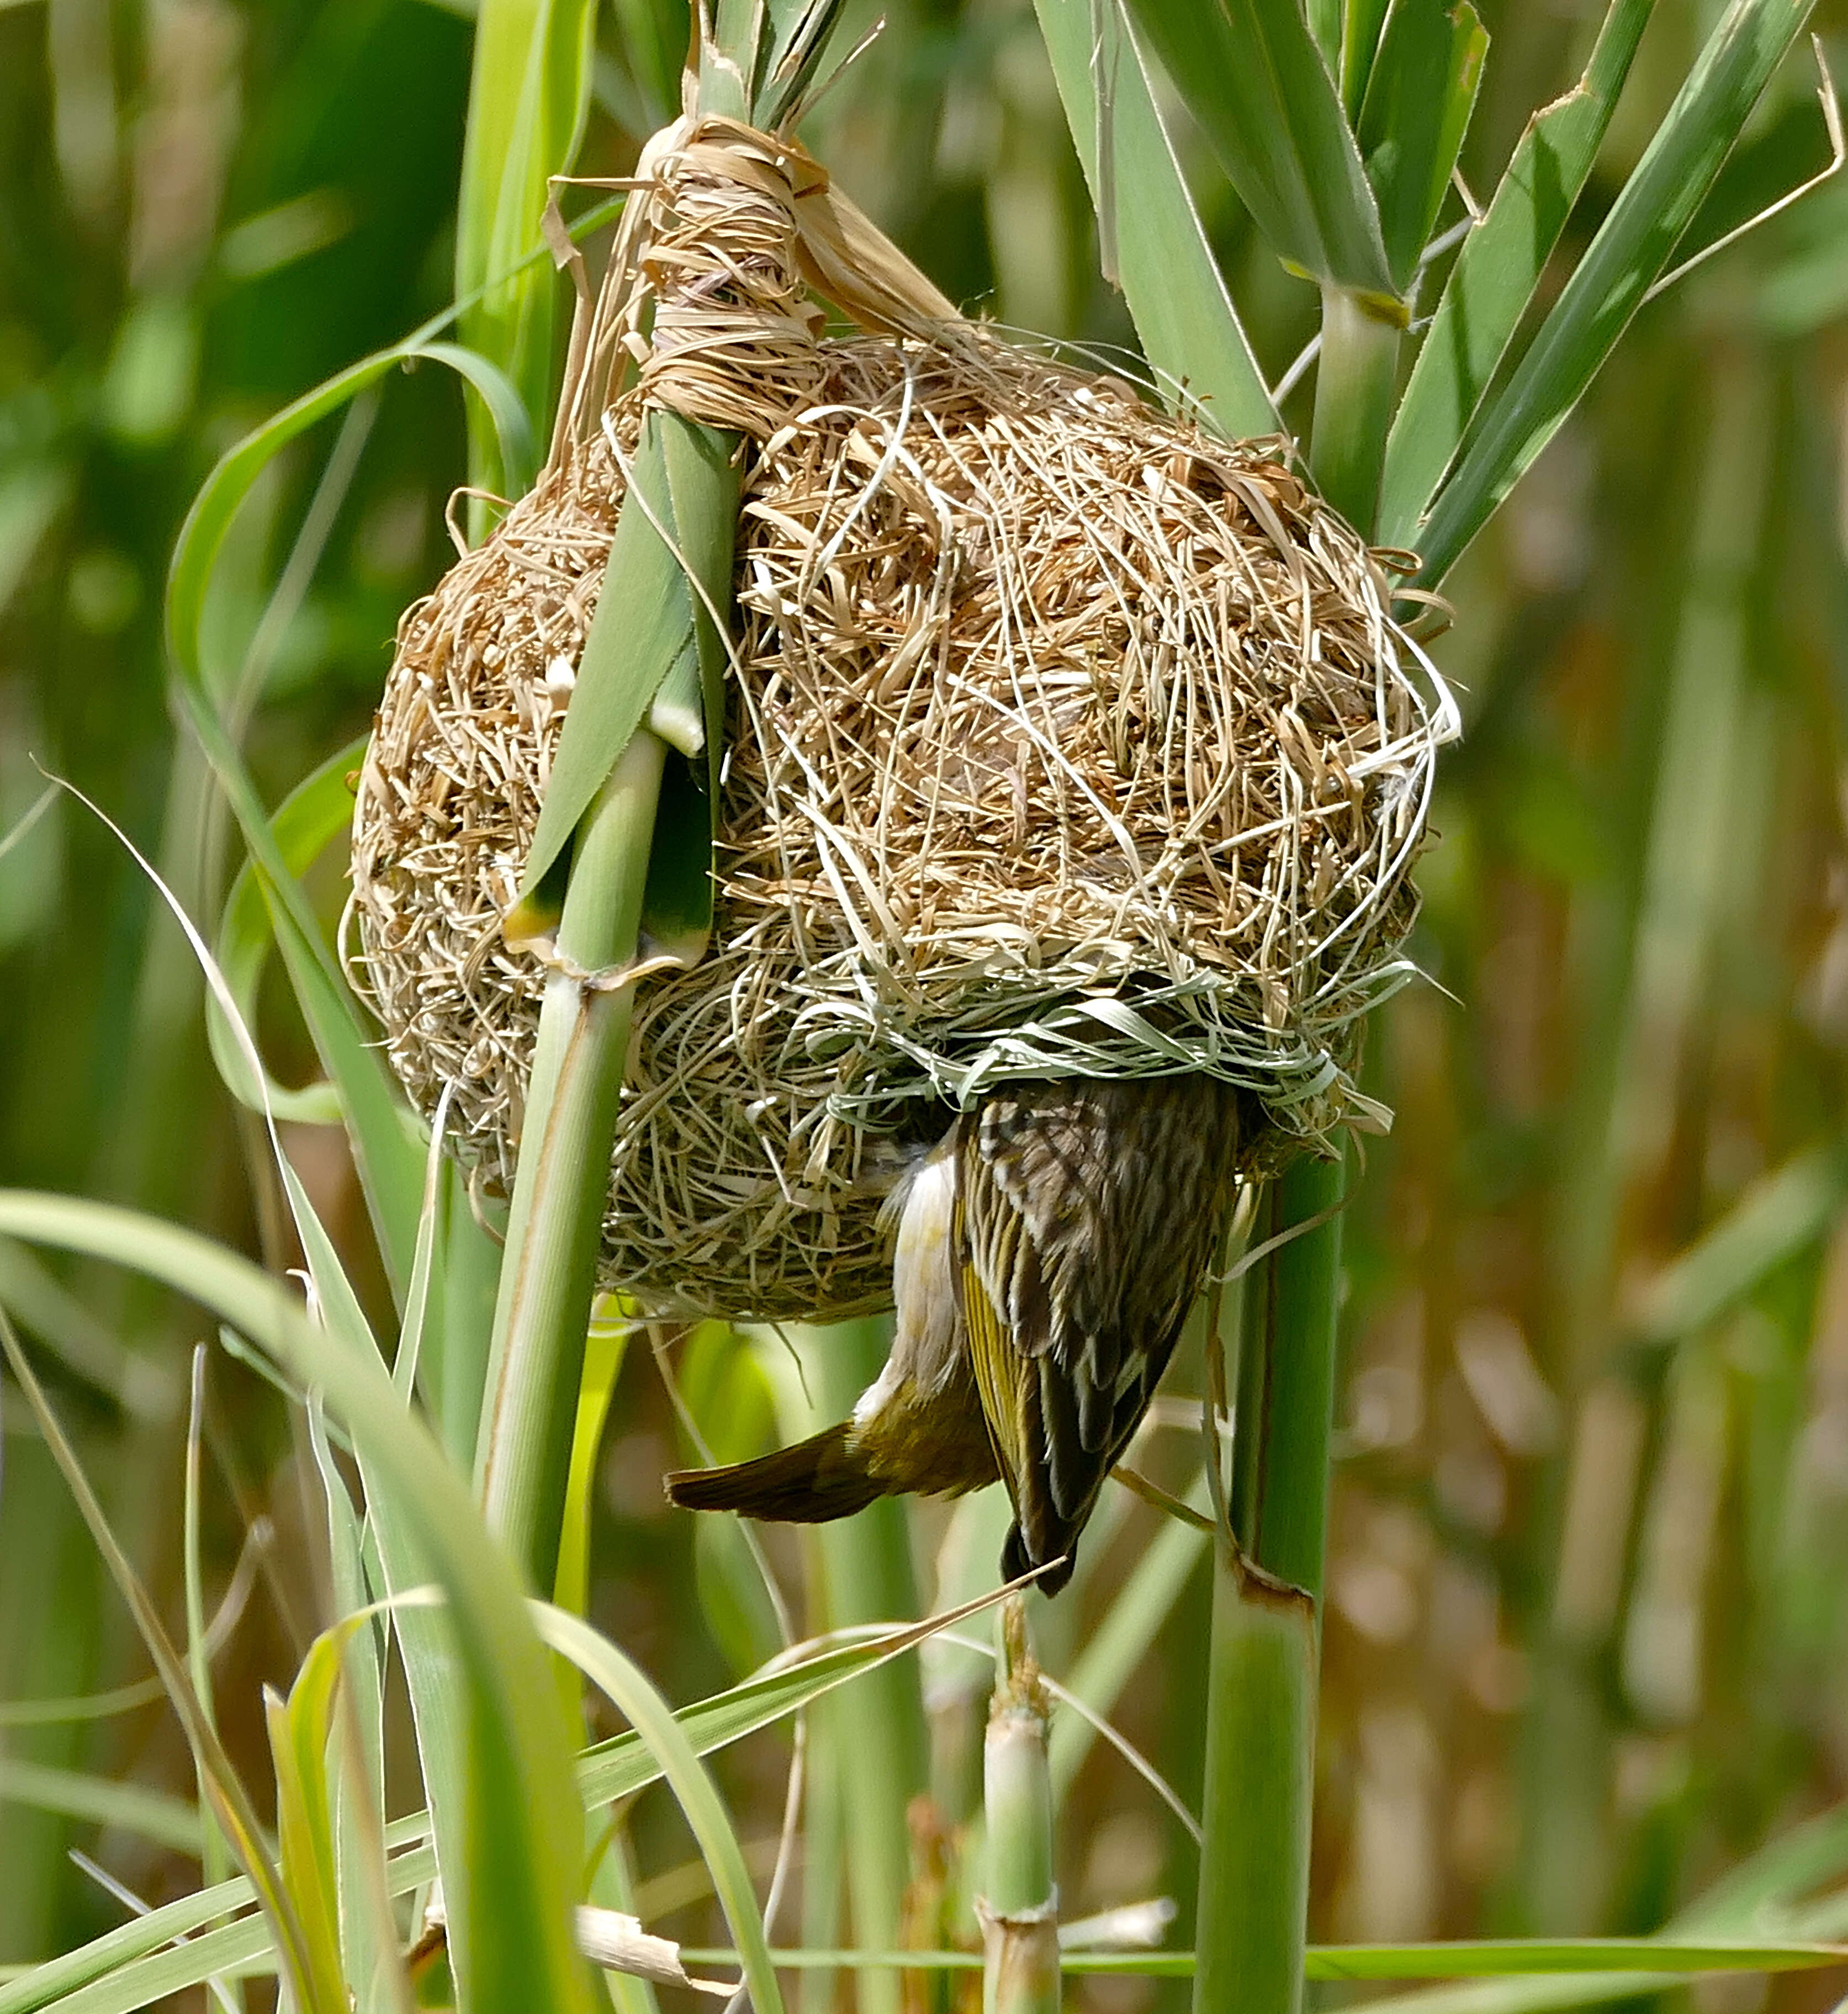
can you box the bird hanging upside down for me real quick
[666,1074,1246,1594]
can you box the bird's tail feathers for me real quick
[665,1423,887,1524]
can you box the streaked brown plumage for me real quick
[666,1075,1245,1593]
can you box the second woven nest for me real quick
[349,130,1453,1321]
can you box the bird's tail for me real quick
[665,1422,887,1524]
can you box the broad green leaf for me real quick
[1120,0,1399,307]
[1412,0,1814,585]
[1355,0,1487,290]
[0,1196,596,2014]
[1033,0,1278,438]
[513,414,739,909]
[1378,0,1654,546]
[536,1606,786,2014]
[455,0,596,499]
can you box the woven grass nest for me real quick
[348,119,1455,1322]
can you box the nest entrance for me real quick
[348,120,1455,1321]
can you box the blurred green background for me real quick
[8,0,1848,2004]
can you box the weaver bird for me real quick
[666,1074,1246,1593]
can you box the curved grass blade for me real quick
[0,1196,597,2014]
[167,340,533,1292]
[0,1587,1020,2014]
[1120,0,1397,306]
[0,1759,202,1860]
[207,735,366,1126]
[1378,0,1654,546]
[1412,0,1814,586]
[0,1313,316,2008]
[534,1605,786,2014]
[1033,0,1277,438]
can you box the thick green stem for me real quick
[1230,1152,1346,1599]
[474,732,666,1596]
[982,1602,1058,2014]
[1311,288,1401,537]
[1194,1150,1345,2014]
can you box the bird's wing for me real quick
[955,1092,1121,1573]
[957,1079,1243,1582]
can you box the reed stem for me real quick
[981,1600,1059,2014]
[474,733,665,1596]
[1194,1151,1346,2014]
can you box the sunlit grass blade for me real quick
[0,1584,1026,2014]
[1032,0,1277,439]
[0,1197,597,2014]
[0,1312,317,2008]
[1377,0,1654,545]
[1412,0,1814,585]
[1353,0,1486,290]
[264,1625,367,2014]
[536,1605,786,2014]
[1120,0,1397,306]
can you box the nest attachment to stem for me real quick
[347,118,1456,1321]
